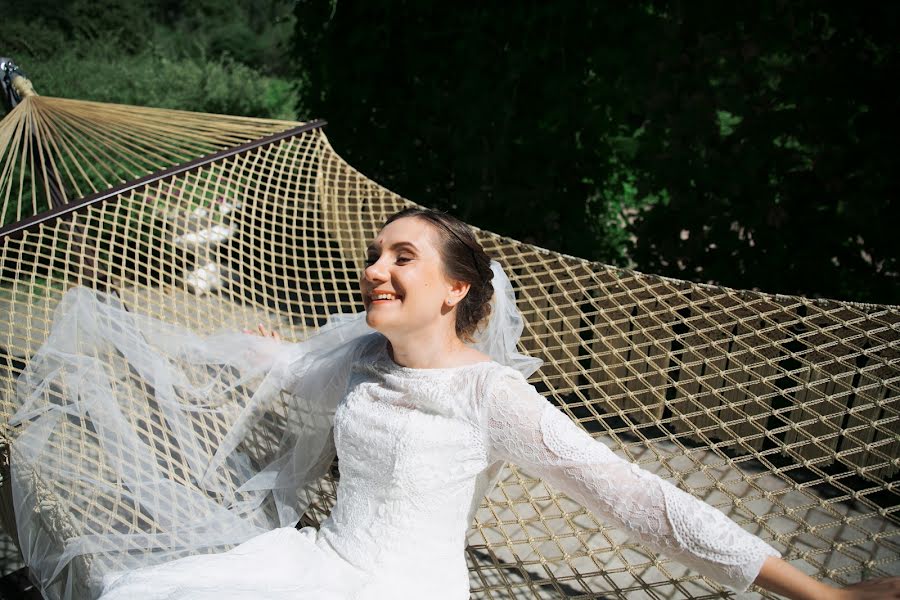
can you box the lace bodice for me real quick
[298,334,779,595]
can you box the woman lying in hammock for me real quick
[13,208,899,599]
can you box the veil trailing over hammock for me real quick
[12,286,362,595]
[10,258,539,597]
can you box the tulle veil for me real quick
[9,260,540,598]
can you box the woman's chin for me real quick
[364,310,394,332]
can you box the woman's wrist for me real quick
[753,556,841,600]
[784,581,841,600]
[812,583,847,600]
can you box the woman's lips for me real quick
[365,292,402,306]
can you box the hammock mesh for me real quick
[0,94,898,599]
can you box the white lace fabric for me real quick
[483,367,782,592]
[294,336,779,594]
[11,286,779,599]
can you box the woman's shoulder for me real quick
[483,361,528,379]
[476,362,533,402]
[456,347,493,367]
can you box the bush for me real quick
[4,0,299,119]
[9,36,298,120]
[293,1,899,303]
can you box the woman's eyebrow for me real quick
[391,241,419,253]
[366,241,419,253]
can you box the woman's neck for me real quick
[385,326,469,369]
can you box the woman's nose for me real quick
[364,261,387,283]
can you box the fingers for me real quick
[843,576,900,599]
[242,324,281,340]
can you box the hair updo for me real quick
[383,207,494,343]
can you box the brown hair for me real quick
[383,207,493,343]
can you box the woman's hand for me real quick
[243,323,281,341]
[835,577,900,599]
[239,324,285,370]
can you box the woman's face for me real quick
[360,217,462,336]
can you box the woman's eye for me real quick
[364,255,411,265]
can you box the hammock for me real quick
[0,78,898,600]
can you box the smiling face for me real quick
[360,217,467,338]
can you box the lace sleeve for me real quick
[484,368,781,592]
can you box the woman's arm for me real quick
[482,367,899,597]
[754,556,836,600]
[483,367,778,591]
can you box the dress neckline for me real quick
[378,337,495,374]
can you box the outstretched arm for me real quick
[482,367,898,598]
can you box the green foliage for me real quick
[295,3,604,260]
[293,1,899,303]
[14,43,297,120]
[610,3,900,303]
[5,0,298,118]
[17,0,155,53]
[150,0,297,76]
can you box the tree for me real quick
[293,1,899,302]
[618,2,900,302]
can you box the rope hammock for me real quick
[0,78,898,600]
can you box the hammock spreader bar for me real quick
[0,120,327,241]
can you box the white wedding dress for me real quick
[11,286,780,600]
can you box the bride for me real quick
[12,208,898,599]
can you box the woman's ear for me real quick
[446,279,471,307]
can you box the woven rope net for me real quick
[0,94,898,599]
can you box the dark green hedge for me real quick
[294,2,899,303]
